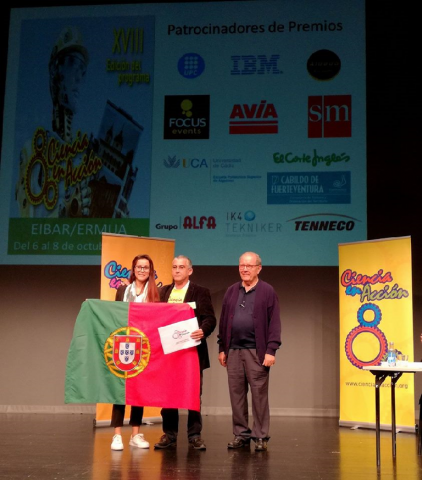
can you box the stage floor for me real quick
[1,413,421,479]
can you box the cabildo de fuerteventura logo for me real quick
[103,327,151,378]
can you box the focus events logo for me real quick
[164,95,210,140]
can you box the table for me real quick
[363,363,422,467]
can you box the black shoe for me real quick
[227,436,250,449]
[255,438,268,451]
[189,437,206,450]
[154,434,177,449]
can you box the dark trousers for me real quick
[110,404,144,428]
[161,372,203,441]
[226,349,270,440]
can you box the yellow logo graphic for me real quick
[104,326,150,378]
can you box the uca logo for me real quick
[163,155,180,168]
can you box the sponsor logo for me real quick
[273,149,350,167]
[229,100,278,134]
[286,213,361,231]
[182,216,216,229]
[103,326,151,378]
[307,50,341,81]
[163,155,208,168]
[227,211,256,222]
[308,95,351,138]
[178,53,205,79]
[164,95,210,139]
[231,54,283,75]
[163,155,180,168]
[155,223,178,231]
[267,171,351,204]
[225,211,282,236]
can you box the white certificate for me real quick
[158,317,201,355]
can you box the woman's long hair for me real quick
[129,254,160,303]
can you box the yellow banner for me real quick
[339,237,414,428]
[96,233,175,425]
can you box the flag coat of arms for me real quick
[65,300,200,411]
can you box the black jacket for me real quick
[159,282,216,370]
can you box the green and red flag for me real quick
[65,299,200,411]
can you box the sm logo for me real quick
[308,95,351,138]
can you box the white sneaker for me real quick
[111,434,124,451]
[129,433,150,448]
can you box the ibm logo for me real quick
[231,55,283,75]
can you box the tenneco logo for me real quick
[308,95,351,138]
[103,327,151,378]
[287,213,361,231]
[183,216,216,229]
[163,155,208,169]
[164,95,210,140]
[231,54,283,75]
[229,100,278,134]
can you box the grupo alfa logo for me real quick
[178,53,205,79]
[307,50,341,81]
[163,155,208,168]
[231,54,283,75]
[229,100,278,134]
[308,95,351,138]
[286,213,361,231]
[164,95,210,140]
[182,216,216,229]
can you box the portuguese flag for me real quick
[65,299,200,411]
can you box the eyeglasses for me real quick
[135,266,150,271]
[239,264,260,270]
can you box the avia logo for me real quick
[229,100,278,134]
[308,95,351,138]
[163,155,208,168]
[183,216,216,229]
[287,213,360,231]
[178,53,205,79]
[231,55,283,75]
